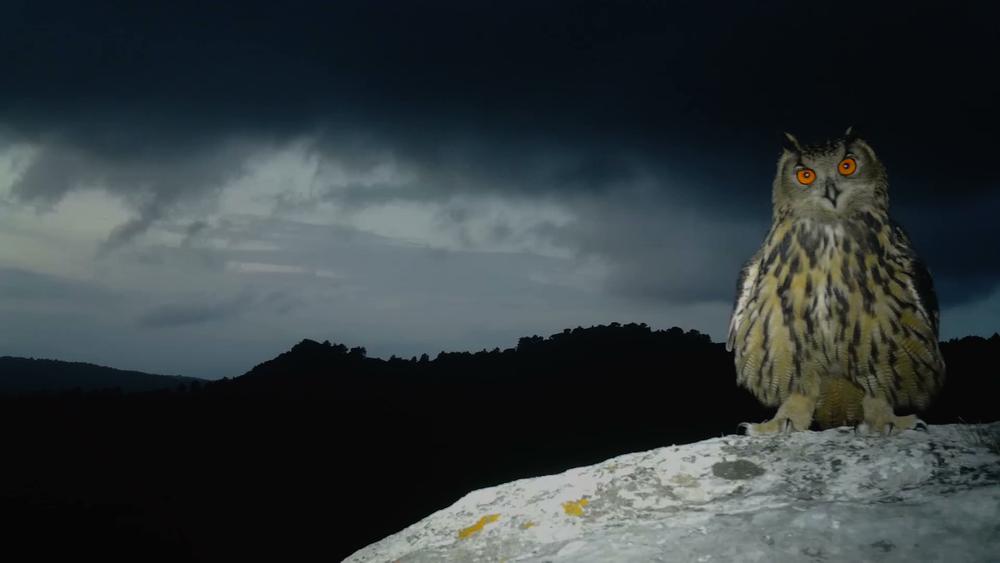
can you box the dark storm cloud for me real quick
[4,2,996,162]
[2,1,998,308]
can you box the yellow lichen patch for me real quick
[520,520,537,530]
[562,498,590,517]
[458,514,500,540]
[670,473,699,488]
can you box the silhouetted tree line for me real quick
[189,323,999,425]
[0,324,997,562]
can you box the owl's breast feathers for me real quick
[728,210,945,410]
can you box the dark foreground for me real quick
[0,327,996,561]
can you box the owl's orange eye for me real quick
[838,157,857,176]
[796,168,816,185]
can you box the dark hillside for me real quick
[0,356,203,394]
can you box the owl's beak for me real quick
[823,179,842,208]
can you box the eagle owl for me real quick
[727,128,945,435]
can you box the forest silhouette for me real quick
[0,323,997,561]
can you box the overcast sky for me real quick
[1,2,997,378]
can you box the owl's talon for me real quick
[740,394,814,435]
[861,397,926,436]
[781,418,793,435]
[738,422,753,435]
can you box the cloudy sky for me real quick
[1,2,997,378]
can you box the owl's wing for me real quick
[726,252,762,352]
[891,220,941,336]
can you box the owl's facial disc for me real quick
[776,134,885,221]
[789,149,863,213]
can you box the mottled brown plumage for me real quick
[727,129,945,434]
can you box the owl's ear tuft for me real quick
[844,126,860,143]
[782,132,802,153]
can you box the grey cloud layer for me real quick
[10,139,258,251]
[8,121,994,311]
[137,292,255,328]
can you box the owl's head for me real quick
[772,127,888,221]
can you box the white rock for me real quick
[346,424,1000,562]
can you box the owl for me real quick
[727,128,945,435]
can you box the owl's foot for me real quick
[739,393,815,436]
[860,395,927,435]
[739,418,794,436]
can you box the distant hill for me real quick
[0,356,203,395]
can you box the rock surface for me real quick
[347,424,1000,562]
